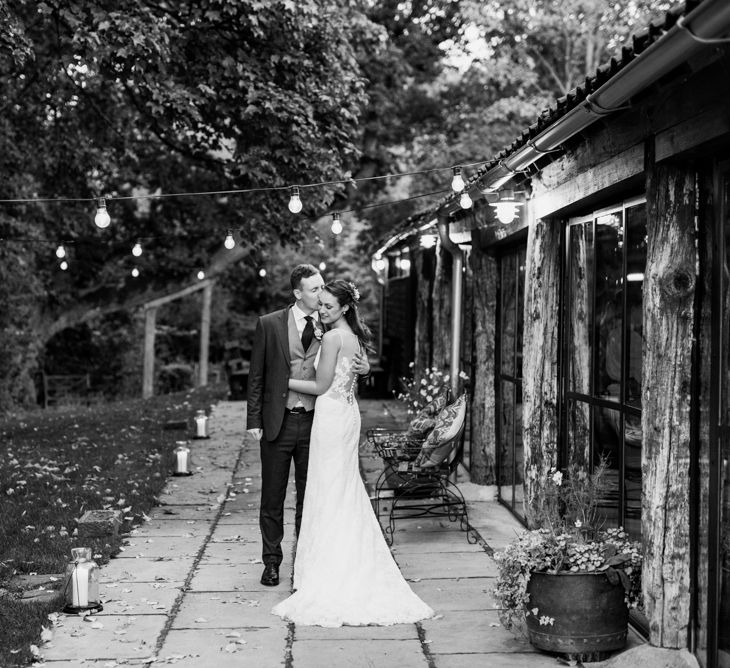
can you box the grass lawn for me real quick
[0,384,228,667]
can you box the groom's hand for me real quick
[352,351,370,376]
[247,428,263,441]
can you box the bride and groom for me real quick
[246,264,433,627]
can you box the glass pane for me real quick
[501,254,517,376]
[516,248,526,379]
[625,204,647,409]
[499,381,515,507]
[567,398,591,471]
[594,406,621,529]
[720,440,730,660]
[595,212,624,399]
[514,382,525,515]
[567,222,593,395]
[624,412,642,540]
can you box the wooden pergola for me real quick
[142,279,214,399]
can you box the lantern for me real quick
[193,410,209,439]
[173,442,192,476]
[63,547,102,613]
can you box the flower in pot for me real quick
[493,458,642,662]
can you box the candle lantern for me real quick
[193,410,209,439]
[173,442,193,476]
[63,547,102,614]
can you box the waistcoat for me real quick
[286,310,319,410]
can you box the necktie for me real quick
[301,315,314,350]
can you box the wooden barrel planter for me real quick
[525,571,629,661]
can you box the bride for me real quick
[271,279,434,627]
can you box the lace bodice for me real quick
[322,330,359,404]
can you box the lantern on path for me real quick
[173,442,193,476]
[193,410,209,439]
[63,547,102,613]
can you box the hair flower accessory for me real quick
[348,281,360,302]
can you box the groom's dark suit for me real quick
[247,305,320,568]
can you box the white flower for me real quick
[574,519,582,528]
[551,471,563,487]
[313,327,323,341]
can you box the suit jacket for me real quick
[246,306,319,442]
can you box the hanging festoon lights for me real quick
[258,268,267,278]
[490,189,524,224]
[197,270,205,280]
[451,166,465,192]
[59,260,69,271]
[131,267,140,278]
[459,191,473,209]
[173,441,192,476]
[94,198,111,229]
[224,229,235,249]
[318,261,326,271]
[288,186,303,214]
[55,244,66,259]
[420,233,437,249]
[193,409,209,439]
[131,240,143,257]
[331,212,343,235]
[62,547,102,614]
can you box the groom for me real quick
[246,264,369,586]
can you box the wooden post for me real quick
[522,217,562,527]
[431,243,452,373]
[198,281,213,387]
[143,307,157,399]
[470,243,497,484]
[642,161,696,647]
[414,249,433,376]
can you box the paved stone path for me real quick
[37,399,614,667]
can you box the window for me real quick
[498,246,526,520]
[563,198,646,538]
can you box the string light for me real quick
[451,166,465,193]
[131,267,140,278]
[197,270,205,280]
[224,230,235,249]
[318,261,326,271]
[59,260,68,271]
[459,191,473,209]
[420,234,437,249]
[94,198,111,229]
[490,189,524,224]
[331,212,342,235]
[258,268,267,278]
[288,186,302,214]
[55,244,66,258]
[132,240,143,257]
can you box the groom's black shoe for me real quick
[260,563,279,586]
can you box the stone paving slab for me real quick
[100,556,193,583]
[291,638,429,668]
[294,623,419,641]
[44,613,166,661]
[198,540,261,563]
[156,627,287,667]
[395,552,497,580]
[172,590,283,629]
[99,580,184,615]
[187,561,293,593]
[115,536,200,560]
[435,652,561,668]
[129,519,213,538]
[148,505,221,521]
[409,577,496,612]
[422,609,537,655]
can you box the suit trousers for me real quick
[259,410,314,567]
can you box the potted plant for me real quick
[493,459,642,662]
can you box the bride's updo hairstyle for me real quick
[323,279,373,349]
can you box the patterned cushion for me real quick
[420,392,448,418]
[415,394,467,468]
[407,414,436,438]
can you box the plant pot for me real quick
[525,571,629,660]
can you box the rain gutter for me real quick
[457,0,730,201]
[437,213,464,398]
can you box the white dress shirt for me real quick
[291,303,320,337]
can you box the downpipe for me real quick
[437,215,463,399]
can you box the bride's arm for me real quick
[288,330,341,396]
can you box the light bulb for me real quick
[258,268,267,278]
[374,258,386,272]
[331,213,342,235]
[400,258,411,271]
[94,198,111,229]
[131,267,140,278]
[55,244,66,259]
[288,186,302,214]
[494,202,518,224]
[318,261,326,271]
[419,234,436,249]
[224,230,235,250]
[60,260,68,271]
[197,270,205,280]
[451,166,465,193]
[459,191,473,209]
[132,240,142,257]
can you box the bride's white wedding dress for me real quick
[272,330,434,627]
